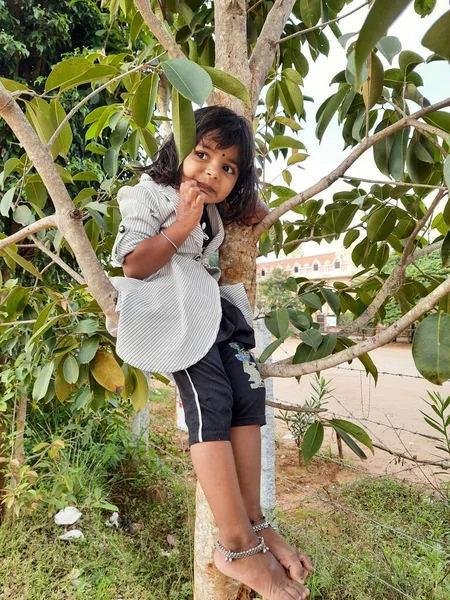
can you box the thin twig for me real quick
[266,399,327,413]
[30,234,85,285]
[340,175,447,191]
[278,0,371,44]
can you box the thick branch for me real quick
[340,175,447,191]
[405,117,449,141]
[134,0,185,59]
[30,234,85,285]
[261,271,450,377]
[0,82,117,321]
[253,96,450,239]
[249,0,297,110]
[0,216,56,250]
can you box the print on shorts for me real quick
[230,342,265,389]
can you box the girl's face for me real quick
[181,136,240,204]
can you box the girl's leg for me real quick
[190,440,309,600]
[230,425,313,583]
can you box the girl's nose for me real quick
[205,163,220,178]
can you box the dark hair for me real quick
[142,106,258,224]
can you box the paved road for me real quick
[272,339,450,486]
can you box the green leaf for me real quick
[367,206,397,241]
[299,0,321,27]
[389,128,410,181]
[299,328,323,351]
[131,73,158,128]
[0,186,16,217]
[362,53,384,109]
[344,229,360,248]
[412,313,450,385]
[373,119,394,177]
[162,59,212,105]
[1,246,41,278]
[331,425,368,459]
[0,77,29,93]
[277,307,290,336]
[321,288,341,315]
[63,355,79,385]
[50,99,73,158]
[172,89,196,165]
[329,419,374,453]
[399,50,424,74]
[33,362,55,402]
[202,66,251,107]
[422,10,450,60]
[59,65,117,92]
[103,147,118,178]
[299,292,323,311]
[45,57,93,91]
[302,422,324,466]
[13,205,32,225]
[316,86,349,142]
[354,0,411,89]
[138,128,158,158]
[423,111,450,133]
[376,36,402,64]
[269,136,305,151]
[444,156,450,191]
[287,153,309,166]
[414,0,437,17]
[441,232,450,268]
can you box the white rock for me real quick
[105,512,119,528]
[55,506,82,525]
[59,530,84,541]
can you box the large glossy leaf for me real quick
[414,0,437,17]
[354,0,412,88]
[441,232,450,268]
[316,86,349,142]
[162,59,212,104]
[131,73,158,128]
[422,10,450,60]
[328,419,374,453]
[330,425,368,459]
[172,89,196,165]
[129,367,149,412]
[389,127,410,181]
[63,354,79,385]
[299,0,321,27]
[269,136,305,151]
[367,206,397,241]
[373,119,394,176]
[412,313,450,384]
[423,110,450,133]
[202,66,251,107]
[376,36,402,63]
[78,335,100,364]
[299,328,323,351]
[301,422,324,466]
[0,186,16,217]
[32,362,55,402]
[259,333,290,363]
[45,57,93,91]
[50,99,73,157]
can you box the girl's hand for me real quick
[177,180,207,232]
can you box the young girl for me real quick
[110,106,312,600]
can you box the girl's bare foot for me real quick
[257,526,312,584]
[214,535,310,600]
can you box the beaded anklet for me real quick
[252,520,271,533]
[215,536,269,562]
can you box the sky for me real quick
[264,0,450,257]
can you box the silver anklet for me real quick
[252,521,271,533]
[215,536,269,562]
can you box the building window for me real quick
[313,262,319,272]
[294,265,299,273]
[334,260,341,269]
[261,269,266,277]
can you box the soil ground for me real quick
[272,339,450,490]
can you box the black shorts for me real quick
[173,339,266,446]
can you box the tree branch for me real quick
[0,82,117,321]
[372,442,450,470]
[29,234,85,285]
[253,96,450,239]
[261,271,450,377]
[266,399,327,413]
[249,0,297,109]
[405,117,449,141]
[134,0,185,59]
[279,0,371,44]
[0,216,57,250]
[340,175,447,191]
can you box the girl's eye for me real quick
[196,151,207,159]
[223,165,234,174]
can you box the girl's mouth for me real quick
[197,182,215,195]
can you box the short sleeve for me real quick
[111,183,163,266]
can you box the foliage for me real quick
[284,476,450,600]
[421,391,450,457]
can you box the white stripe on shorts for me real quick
[185,369,203,443]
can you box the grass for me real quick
[1,386,449,599]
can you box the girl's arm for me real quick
[122,181,206,279]
[245,199,270,226]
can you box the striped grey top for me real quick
[109,176,253,373]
